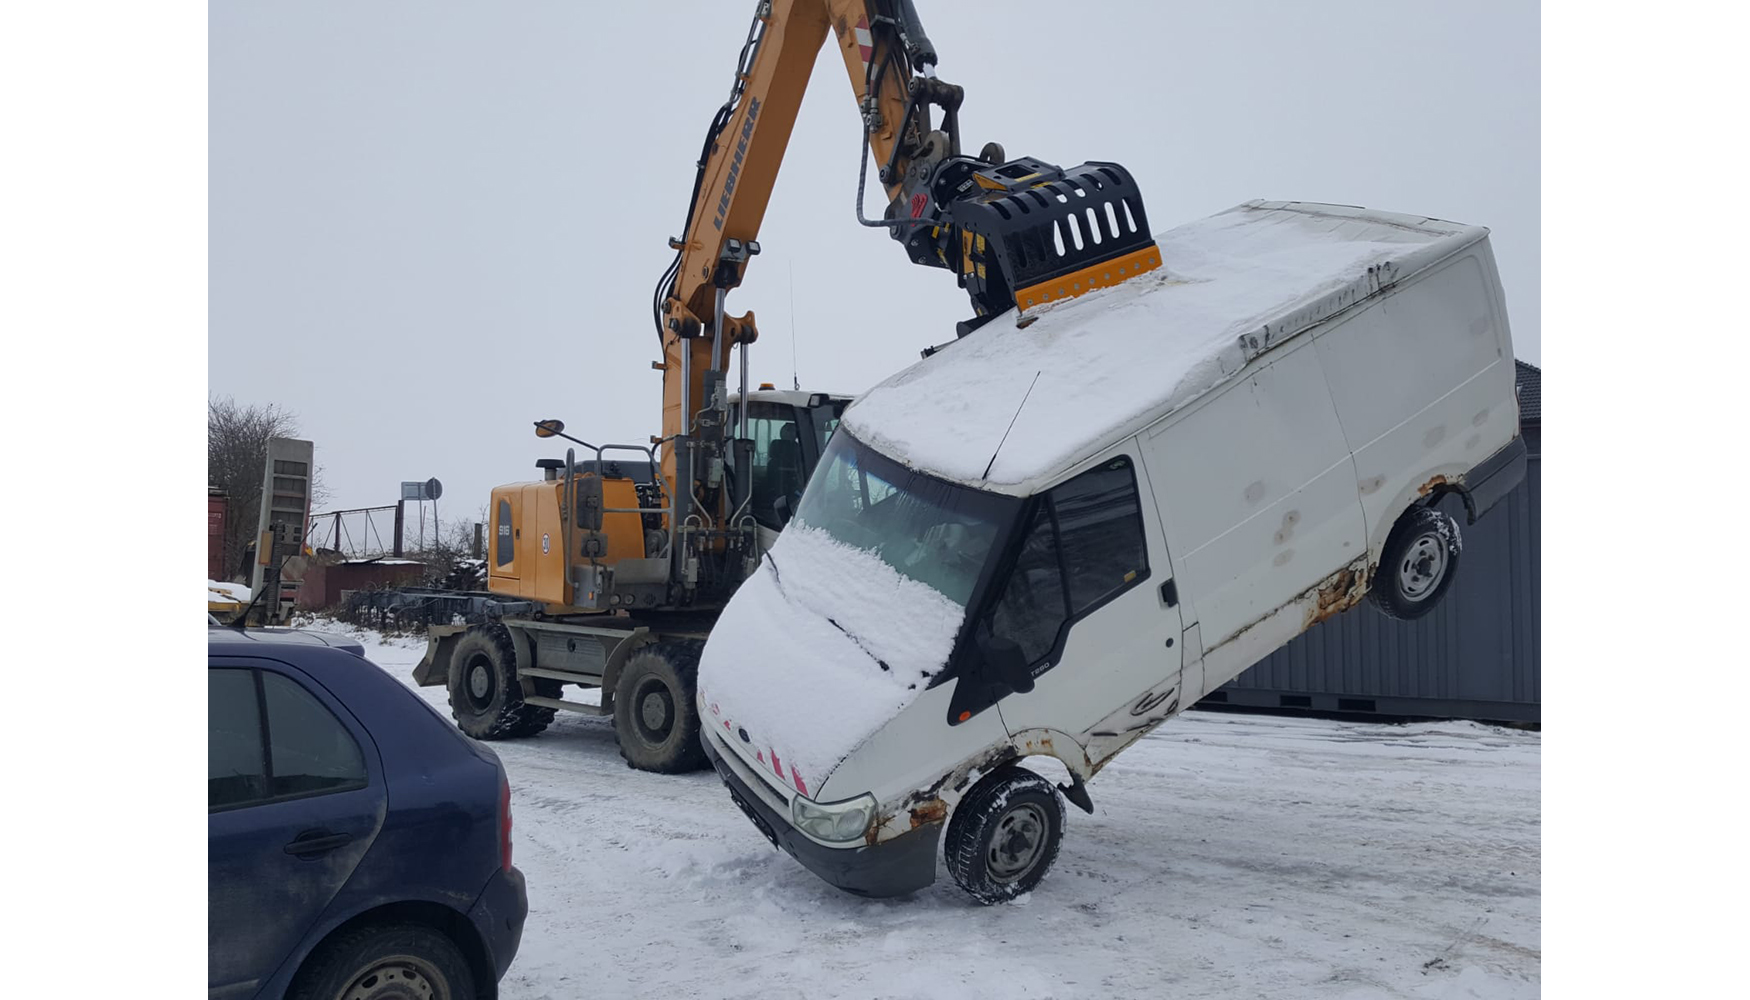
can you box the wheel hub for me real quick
[342,956,441,1000]
[1399,533,1448,600]
[466,661,493,704]
[987,802,1048,882]
[631,678,675,744]
[640,690,670,731]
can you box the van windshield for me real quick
[792,431,1018,607]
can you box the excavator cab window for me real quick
[747,403,808,531]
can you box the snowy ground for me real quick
[336,622,1539,1000]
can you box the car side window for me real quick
[987,456,1149,668]
[210,668,267,809]
[261,672,367,799]
[209,667,367,811]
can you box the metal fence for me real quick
[1212,420,1541,724]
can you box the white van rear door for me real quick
[986,451,1183,742]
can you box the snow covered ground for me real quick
[337,622,1539,1000]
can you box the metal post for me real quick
[737,341,750,439]
[393,501,405,557]
[712,288,727,379]
[472,522,483,559]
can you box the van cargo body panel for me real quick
[842,200,1489,497]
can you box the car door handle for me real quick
[284,830,353,857]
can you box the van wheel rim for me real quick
[465,658,495,708]
[1399,533,1448,600]
[633,679,674,743]
[341,955,441,1000]
[987,802,1048,882]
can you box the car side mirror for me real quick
[773,494,793,527]
[976,631,1035,695]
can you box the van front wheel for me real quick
[1370,505,1462,620]
[944,767,1064,904]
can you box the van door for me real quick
[1139,337,1365,690]
[981,452,1182,742]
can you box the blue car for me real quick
[209,627,527,999]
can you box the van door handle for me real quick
[284,830,353,857]
[1159,578,1178,607]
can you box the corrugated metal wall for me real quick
[1210,423,1541,723]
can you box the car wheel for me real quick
[944,766,1065,905]
[289,923,474,1000]
[1369,504,1462,620]
[447,626,556,740]
[613,639,707,773]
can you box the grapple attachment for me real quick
[930,158,1161,332]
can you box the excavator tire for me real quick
[447,625,557,740]
[613,639,708,773]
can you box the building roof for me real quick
[1515,359,1541,425]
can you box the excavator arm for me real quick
[654,0,944,481]
[653,0,1161,494]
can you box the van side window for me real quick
[987,456,1149,667]
[1053,456,1150,613]
[989,505,1067,664]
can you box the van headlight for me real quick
[790,792,877,843]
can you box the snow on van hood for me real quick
[697,525,965,796]
[842,199,1487,494]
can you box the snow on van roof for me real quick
[841,200,1489,495]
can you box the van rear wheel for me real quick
[944,767,1064,904]
[1370,505,1462,620]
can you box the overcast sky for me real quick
[211,1,1538,521]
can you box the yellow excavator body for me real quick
[486,475,646,611]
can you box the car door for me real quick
[984,452,1183,743]
[208,660,386,1000]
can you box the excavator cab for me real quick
[486,390,849,614]
[738,388,848,539]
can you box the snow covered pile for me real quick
[844,200,1486,493]
[698,525,965,793]
[208,580,250,605]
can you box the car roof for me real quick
[208,624,367,657]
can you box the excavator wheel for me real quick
[613,639,708,773]
[446,625,557,740]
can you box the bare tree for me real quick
[209,396,312,579]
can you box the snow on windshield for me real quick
[843,200,1484,493]
[793,433,1007,607]
[698,524,967,790]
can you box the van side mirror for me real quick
[773,494,793,527]
[976,631,1035,695]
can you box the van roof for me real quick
[841,200,1489,496]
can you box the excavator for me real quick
[410,0,1163,772]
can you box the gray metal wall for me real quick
[1209,424,1541,723]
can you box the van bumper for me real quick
[1462,435,1528,523]
[702,728,940,898]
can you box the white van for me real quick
[697,200,1527,903]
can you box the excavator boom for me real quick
[496,0,1161,616]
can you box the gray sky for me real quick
[211,1,1538,519]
